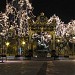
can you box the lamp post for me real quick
[21,41,25,56]
[22,41,25,46]
[57,39,60,56]
[5,41,10,60]
[6,42,10,47]
[57,39,60,43]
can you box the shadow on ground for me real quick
[37,62,47,75]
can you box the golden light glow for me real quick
[22,41,26,45]
[73,37,75,39]
[57,39,60,42]
[6,42,10,46]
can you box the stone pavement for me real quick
[0,61,45,75]
[46,60,75,75]
[0,60,75,75]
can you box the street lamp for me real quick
[57,39,60,43]
[22,41,26,45]
[5,42,10,57]
[56,39,60,56]
[21,41,26,56]
[6,42,10,47]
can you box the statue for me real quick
[32,32,51,57]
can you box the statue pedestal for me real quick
[37,51,47,58]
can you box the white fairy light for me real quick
[66,20,75,37]
[2,0,75,44]
[47,14,66,37]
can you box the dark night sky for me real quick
[0,0,75,23]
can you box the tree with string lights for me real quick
[0,0,34,56]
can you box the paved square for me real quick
[0,60,75,75]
